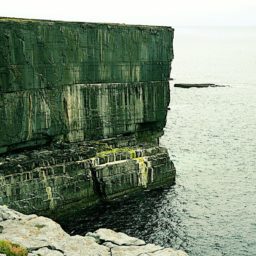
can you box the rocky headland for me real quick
[0,18,175,215]
[0,17,184,255]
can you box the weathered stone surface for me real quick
[0,206,188,256]
[147,248,190,256]
[87,228,188,256]
[0,205,25,220]
[111,244,162,256]
[0,206,109,256]
[28,248,63,256]
[87,228,145,246]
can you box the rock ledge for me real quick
[0,206,188,256]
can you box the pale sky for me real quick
[1,0,256,27]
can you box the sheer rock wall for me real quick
[0,18,173,152]
[0,18,175,214]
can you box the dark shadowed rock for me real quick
[174,83,227,88]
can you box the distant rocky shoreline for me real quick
[0,206,188,256]
[174,83,227,88]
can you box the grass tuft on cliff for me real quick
[0,240,28,256]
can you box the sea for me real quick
[61,27,256,256]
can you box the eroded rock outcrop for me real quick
[0,206,188,256]
[0,18,175,214]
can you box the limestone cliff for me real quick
[0,18,175,214]
[0,18,173,152]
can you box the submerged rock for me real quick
[174,83,227,88]
[0,206,188,256]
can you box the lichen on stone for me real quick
[136,157,150,187]
[45,186,55,210]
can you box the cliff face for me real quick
[0,18,173,152]
[0,18,175,214]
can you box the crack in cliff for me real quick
[89,161,107,201]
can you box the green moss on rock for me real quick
[0,240,28,256]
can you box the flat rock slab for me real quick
[174,83,227,88]
[0,206,188,256]
[87,228,145,246]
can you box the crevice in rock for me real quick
[137,247,165,256]
[104,241,146,247]
[29,245,65,254]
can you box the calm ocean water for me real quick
[61,28,256,256]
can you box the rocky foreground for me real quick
[0,206,188,256]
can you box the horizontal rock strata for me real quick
[0,139,175,214]
[0,206,188,256]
